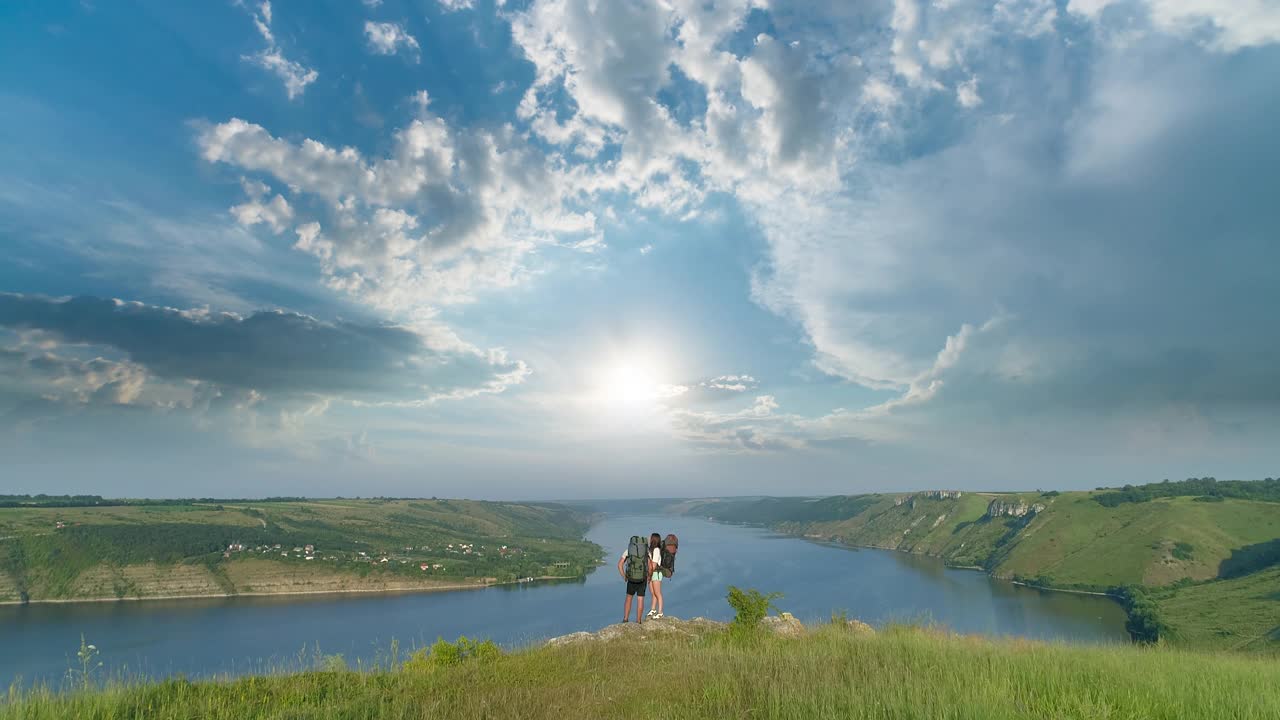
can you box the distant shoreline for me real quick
[0,575,584,607]
[755,527,1124,604]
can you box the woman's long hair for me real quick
[649,533,662,554]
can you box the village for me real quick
[212,536,587,583]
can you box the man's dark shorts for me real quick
[626,580,647,596]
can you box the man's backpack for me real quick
[625,535,649,582]
[660,533,678,578]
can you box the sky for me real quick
[1,0,1277,500]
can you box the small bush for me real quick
[405,636,502,671]
[1172,542,1195,561]
[726,586,781,631]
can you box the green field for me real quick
[6,620,1277,719]
[0,499,602,603]
[681,480,1280,652]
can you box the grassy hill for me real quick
[6,617,1277,719]
[0,498,602,603]
[681,480,1280,652]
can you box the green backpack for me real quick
[625,535,649,582]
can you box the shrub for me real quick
[1114,586,1165,644]
[1172,542,1194,561]
[726,586,782,631]
[405,636,502,671]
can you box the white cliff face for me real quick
[986,499,1046,518]
[895,490,964,507]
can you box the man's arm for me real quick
[617,554,626,579]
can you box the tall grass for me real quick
[5,623,1277,719]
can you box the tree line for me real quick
[1092,478,1280,507]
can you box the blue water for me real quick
[0,514,1128,688]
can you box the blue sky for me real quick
[1,0,1277,499]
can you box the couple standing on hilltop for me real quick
[616,532,678,623]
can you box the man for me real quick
[617,536,656,623]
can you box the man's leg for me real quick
[623,591,632,622]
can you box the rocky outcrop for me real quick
[896,490,963,507]
[760,612,806,637]
[986,499,1046,518]
[544,616,725,647]
[544,614,874,647]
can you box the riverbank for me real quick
[0,574,591,607]
[793,532,1123,602]
[6,616,1276,719]
[0,580,493,607]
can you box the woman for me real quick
[645,532,665,619]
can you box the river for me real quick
[0,514,1129,688]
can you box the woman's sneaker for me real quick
[646,608,657,617]
[654,613,664,619]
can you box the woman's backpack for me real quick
[625,535,649,582]
[660,534,678,578]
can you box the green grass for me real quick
[6,624,1278,719]
[1156,566,1280,654]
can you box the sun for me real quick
[589,350,679,414]
[600,363,661,409]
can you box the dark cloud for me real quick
[0,294,526,400]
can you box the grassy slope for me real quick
[686,491,1280,651]
[0,499,600,603]
[1155,566,1280,654]
[7,625,1278,720]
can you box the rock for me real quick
[760,612,806,638]
[986,499,1036,518]
[844,619,875,635]
[545,631,595,648]
[544,616,727,647]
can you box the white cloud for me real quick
[1068,0,1280,51]
[437,0,474,10]
[705,375,758,392]
[956,76,982,108]
[239,1,318,100]
[197,95,598,309]
[364,21,420,60]
[229,178,294,234]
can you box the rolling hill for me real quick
[0,498,602,603]
[679,479,1280,652]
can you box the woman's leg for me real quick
[651,578,663,615]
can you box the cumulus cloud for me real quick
[364,21,420,61]
[240,1,318,100]
[437,0,474,11]
[229,177,294,234]
[0,294,528,404]
[667,394,807,452]
[1068,0,1280,51]
[704,375,758,392]
[196,98,598,309]
[753,30,1280,447]
[0,342,148,409]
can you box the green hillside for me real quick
[7,618,1277,720]
[681,480,1280,652]
[0,498,602,603]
